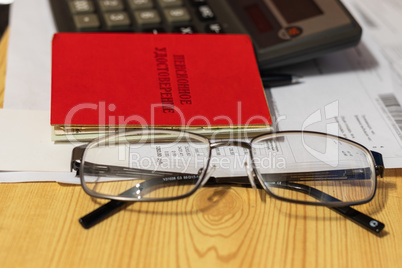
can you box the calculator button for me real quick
[189,0,207,6]
[206,23,224,33]
[133,9,162,28]
[68,0,95,14]
[73,14,101,30]
[163,7,191,24]
[286,26,303,38]
[97,0,125,12]
[278,28,291,40]
[173,25,197,34]
[127,0,154,10]
[196,5,215,21]
[157,0,183,8]
[104,11,132,28]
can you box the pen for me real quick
[261,73,303,88]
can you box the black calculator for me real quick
[49,0,362,69]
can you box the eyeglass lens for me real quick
[81,131,210,199]
[81,131,376,205]
[252,132,376,204]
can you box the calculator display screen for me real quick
[271,0,323,23]
[245,4,273,33]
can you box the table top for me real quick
[1,28,402,268]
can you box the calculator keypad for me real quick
[69,0,96,13]
[104,11,131,29]
[163,7,191,25]
[128,0,154,10]
[62,0,221,33]
[73,14,101,30]
[98,0,125,12]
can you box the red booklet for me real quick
[51,33,271,130]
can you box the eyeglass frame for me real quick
[71,129,385,232]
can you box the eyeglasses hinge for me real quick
[371,151,384,178]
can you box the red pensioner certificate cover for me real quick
[51,33,271,128]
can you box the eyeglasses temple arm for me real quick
[268,182,385,234]
[77,151,385,230]
[371,151,384,178]
[78,171,384,233]
[79,162,377,183]
[79,200,131,229]
[74,147,385,229]
[77,163,199,229]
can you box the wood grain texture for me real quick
[0,27,8,108]
[0,169,401,268]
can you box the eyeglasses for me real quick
[71,129,385,233]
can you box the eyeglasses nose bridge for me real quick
[200,165,217,187]
[210,140,252,150]
[210,140,257,189]
[244,160,258,190]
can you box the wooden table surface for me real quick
[0,27,7,108]
[1,28,402,268]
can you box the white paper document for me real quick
[348,0,402,103]
[4,0,56,110]
[269,0,402,168]
[0,172,78,184]
[270,41,402,167]
[0,109,79,182]
[349,0,402,104]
